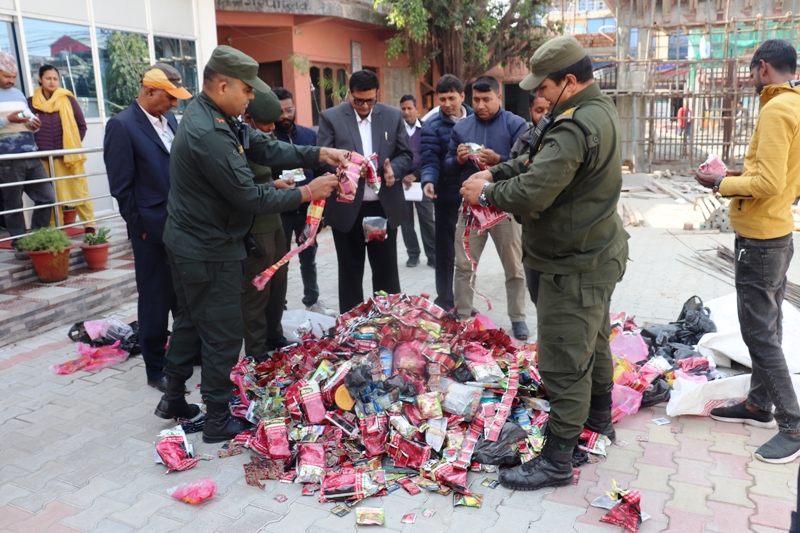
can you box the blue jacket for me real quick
[275,123,317,215]
[445,108,527,199]
[419,106,474,203]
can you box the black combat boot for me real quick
[202,401,250,443]
[154,377,201,419]
[499,433,577,491]
[584,392,616,443]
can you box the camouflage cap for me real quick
[206,45,270,93]
[520,36,588,91]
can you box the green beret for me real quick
[520,36,588,91]
[247,89,282,124]
[206,45,270,93]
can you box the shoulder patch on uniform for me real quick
[215,117,226,123]
[554,107,577,122]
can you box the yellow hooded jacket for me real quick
[719,81,800,239]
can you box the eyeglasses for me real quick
[281,107,295,114]
[352,97,377,107]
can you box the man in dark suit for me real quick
[104,63,192,394]
[317,70,412,313]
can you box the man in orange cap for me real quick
[104,63,194,396]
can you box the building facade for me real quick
[216,0,419,128]
[0,0,217,215]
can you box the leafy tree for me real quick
[375,0,561,83]
[103,31,149,115]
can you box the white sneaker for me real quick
[307,300,337,317]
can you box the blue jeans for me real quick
[735,233,800,433]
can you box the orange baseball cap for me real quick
[142,63,192,99]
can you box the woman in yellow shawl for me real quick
[27,64,95,232]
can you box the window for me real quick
[587,17,616,33]
[24,18,98,117]
[309,63,349,126]
[577,0,607,11]
[566,24,586,34]
[96,29,149,116]
[154,37,197,114]
[0,20,22,91]
[630,28,639,58]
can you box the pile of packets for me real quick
[213,293,617,522]
[608,295,720,424]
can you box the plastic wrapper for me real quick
[416,392,443,420]
[699,154,728,176]
[610,332,649,364]
[611,383,644,423]
[260,418,292,460]
[462,343,504,383]
[389,415,418,439]
[359,414,389,456]
[439,378,482,420]
[355,507,385,526]
[420,460,470,494]
[168,478,217,504]
[280,168,305,182]
[154,426,212,472]
[300,380,327,424]
[320,470,386,502]
[423,416,447,451]
[335,152,362,202]
[322,361,351,406]
[600,481,643,533]
[578,428,609,456]
[294,443,326,484]
[387,432,432,469]
[472,421,528,466]
[454,493,483,507]
[53,341,129,374]
[363,216,387,243]
[393,343,426,375]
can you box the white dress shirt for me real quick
[356,110,379,202]
[137,101,174,152]
[404,119,421,138]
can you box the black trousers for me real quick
[130,234,175,381]
[332,201,400,314]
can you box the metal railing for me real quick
[0,146,122,245]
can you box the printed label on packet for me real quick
[331,505,350,517]
[401,513,417,524]
[651,417,670,426]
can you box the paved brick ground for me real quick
[0,183,798,532]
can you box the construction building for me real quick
[605,0,800,171]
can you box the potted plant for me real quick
[80,227,110,270]
[62,206,77,225]
[15,227,74,282]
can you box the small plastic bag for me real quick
[611,383,643,423]
[699,154,728,175]
[295,443,326,484]
[363,216,388,243]
[439,377,482,420]
[168,478,217,504]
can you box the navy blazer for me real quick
[316,102,412,232]
[104,101,178,245]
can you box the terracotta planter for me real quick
[80,242,110,270]
[62,209,77,225]
[27,246,75,283]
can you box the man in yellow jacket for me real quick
[696,39,800,464]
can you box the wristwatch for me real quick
[478,183,490,207]
[712,176,725,193]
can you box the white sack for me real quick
[666,374,800,417]
[696,292,800,372]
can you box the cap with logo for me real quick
[206,45,271,94]
[519,36,588,91]
[142,63,192,99]
[247,89,282,124]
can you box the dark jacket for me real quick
[419,105,474,203]
[316,101,412,232]
[28,95,87,151]
[509,125,534,160]
[445,107,527,198]
[164,92,321,262]
[486,83,629,274]
[275,123,317,216]
[104,101,177,244]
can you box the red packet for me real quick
[300,380,327,424]
[260,418,292,460]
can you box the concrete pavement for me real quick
[0,181,798,532]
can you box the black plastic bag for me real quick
[640,378,671,407]
[67,320,140,356]
[641,324,681,347]
[472,422,528,466]
[674,295,716,346]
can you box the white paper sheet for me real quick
[404,182,423,202]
